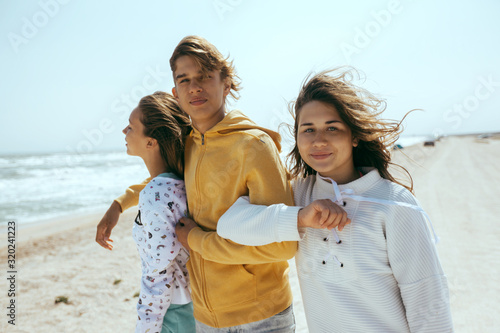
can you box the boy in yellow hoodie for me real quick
[96,36,297,332]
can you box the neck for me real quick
[192,106,226,134]
[320,168,360,185]
[142,153,168,179]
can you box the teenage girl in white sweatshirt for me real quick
[216,69,454,332]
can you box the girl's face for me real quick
[122,107,149,158]
[297,100,358,184]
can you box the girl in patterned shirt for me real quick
[122,91,195,333]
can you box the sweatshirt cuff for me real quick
[115,194,134,212]
[187,227,205,254]
[276,205,303,242]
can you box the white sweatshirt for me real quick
[218,168,453,332]
[133,173,191,333]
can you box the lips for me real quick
[310,152,332,160]
[190,97,207,106]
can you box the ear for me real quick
[146,137,158,150]
[222,77,231,98]
[352,137,359,147]
[172,87,178,99]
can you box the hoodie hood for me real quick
[190,110,283,152]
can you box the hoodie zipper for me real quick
[194,132,215,320]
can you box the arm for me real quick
[115,177,150,212]
[217,197,351,246]
[185,134,297,265]
[217,196,302,246]
[95,201,122,250]
[387,196,453,332]
[135,180,188,332]
[95,178,149,250]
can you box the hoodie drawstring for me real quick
[318,175,440,266]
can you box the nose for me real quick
[312,132,327,146]
[189,79,203,94]
[122,126,127,135]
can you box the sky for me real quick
[1,0,499,155]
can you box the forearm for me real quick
[399,275,453,332]
[387,204,453,331]
[136,271,172,333]
[188,228,297,265]
[217,196,303,246]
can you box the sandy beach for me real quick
[1,135,499,332]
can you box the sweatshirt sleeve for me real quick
[217,196,303,246]
[135,179,188,333]
[115,178,150,212]
[187,133,298,264]
[386,192,453,332]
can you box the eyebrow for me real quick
[175,70,205,81]
[299,120,342,127]
[175,73,187,81]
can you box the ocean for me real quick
[0,151,149,226]
[1,136,429,226]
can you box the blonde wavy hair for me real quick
[169,35,241,101]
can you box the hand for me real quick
[95,201,122,250]
[175,217,199,252]
[298,199,351,231]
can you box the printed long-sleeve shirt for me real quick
[133,173,191,333]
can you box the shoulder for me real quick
[381,179,419,206]
[291,175,316,205]
[234,129,277,149]
[360,170,418,206]
[233,130,282,166]
[141,176,186,201]
[292,175,315,192]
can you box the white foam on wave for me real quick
[1,151,148,225]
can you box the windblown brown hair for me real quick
[286,67,414,193]
[169,35,241,101]
[138,91,191,179]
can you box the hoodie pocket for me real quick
[205,262,257,309]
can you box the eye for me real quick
[327,126,338,131]
[180,78,188,84]
[303,128,314,133]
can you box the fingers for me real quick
[179,216,198,229]
[96,223,114,250]
[97,235,113,250]
[337,214,351,232]
[311,199,350,231]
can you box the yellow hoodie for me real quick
[115,110,297,328]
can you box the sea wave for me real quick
[0,151,148,225]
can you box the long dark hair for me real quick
[286,67,414,192]
[138,91,191,178]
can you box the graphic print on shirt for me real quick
[132,176,191,333]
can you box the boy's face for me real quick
[172,55,230,133]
